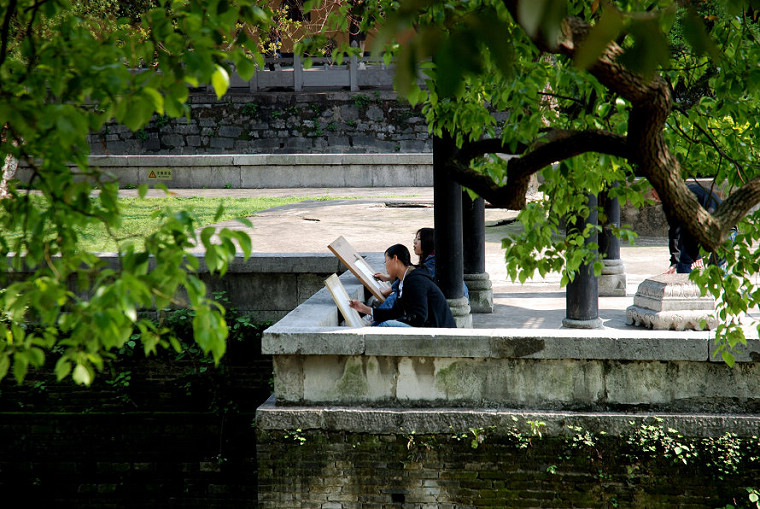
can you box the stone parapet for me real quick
[7,252,342,322]
[263,255,760,412]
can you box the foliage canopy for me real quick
[0,0,273,385]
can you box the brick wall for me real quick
[257,428,760,508]
[0,332,271,508]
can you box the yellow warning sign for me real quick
[148,169,173,180]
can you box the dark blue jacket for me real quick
[373,266,456,327]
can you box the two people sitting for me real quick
[349,243,456,328]
[374,227,468,309]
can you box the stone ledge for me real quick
[87,153,432,167]
[255,395,760,438]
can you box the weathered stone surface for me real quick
[464,272,493,313]
[256,396,760,437]
[598,259,627,297]
[448,296,472,328]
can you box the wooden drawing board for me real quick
[324,274,365,328]
[328,236,390,302]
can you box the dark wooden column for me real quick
[462,192,493,313]
[433,132,471,327]
[598,185,627,296]
[462,193,485,274]
[563,193,603,328]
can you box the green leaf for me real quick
[72,363,94,386]
[211,65,230,99]
[574,7,623,70]
[54,357,72,381]
[234,230,252,258]
[681,8,720,62]
[0,354,9,381]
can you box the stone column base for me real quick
[626,273,716,330]
[448,296,472,329]
[562,317,604,329]
[464,272,493,313]
[598,259,627,297]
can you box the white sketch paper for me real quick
[325,274,365,328]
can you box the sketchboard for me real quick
[324,273,365,328]
[328,236,390,302]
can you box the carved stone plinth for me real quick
[626,274,716,330]
[448,296,472,329]
[464,272,493,313]
[598,259,627,297]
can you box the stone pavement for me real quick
[120,186,757,331]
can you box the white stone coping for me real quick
[87,153,432,167]
[260,253,760,363]
[7,252,343,275]
[255,395,760,438]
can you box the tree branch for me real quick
[445,129,632,209]
[0,0,18,68]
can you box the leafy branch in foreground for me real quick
[0,0,272,384]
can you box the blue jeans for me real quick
[376,320,411,327]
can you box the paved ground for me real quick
[121,186,755,331]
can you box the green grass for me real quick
[4,192,421,253]
[2,195,336,254]
[79,196,312,252]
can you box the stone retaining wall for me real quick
[90,91,434,156]
[6,253,344,322]
[256,421,760,508]
[62,153,434,189]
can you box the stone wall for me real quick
[6,253,343,322]
[255,254,760,507]
[90,91,434,156]
[256,425,760,508]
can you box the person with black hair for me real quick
[374,227,468,308]
[350,244,456,328]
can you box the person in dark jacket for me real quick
[350,244,456,328]
[653,182,735,273]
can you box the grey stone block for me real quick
[218,126,243,138]
[365,333,491,358]
[210,138,234,149]
[160,134,185,148]
[255,401,760,438]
